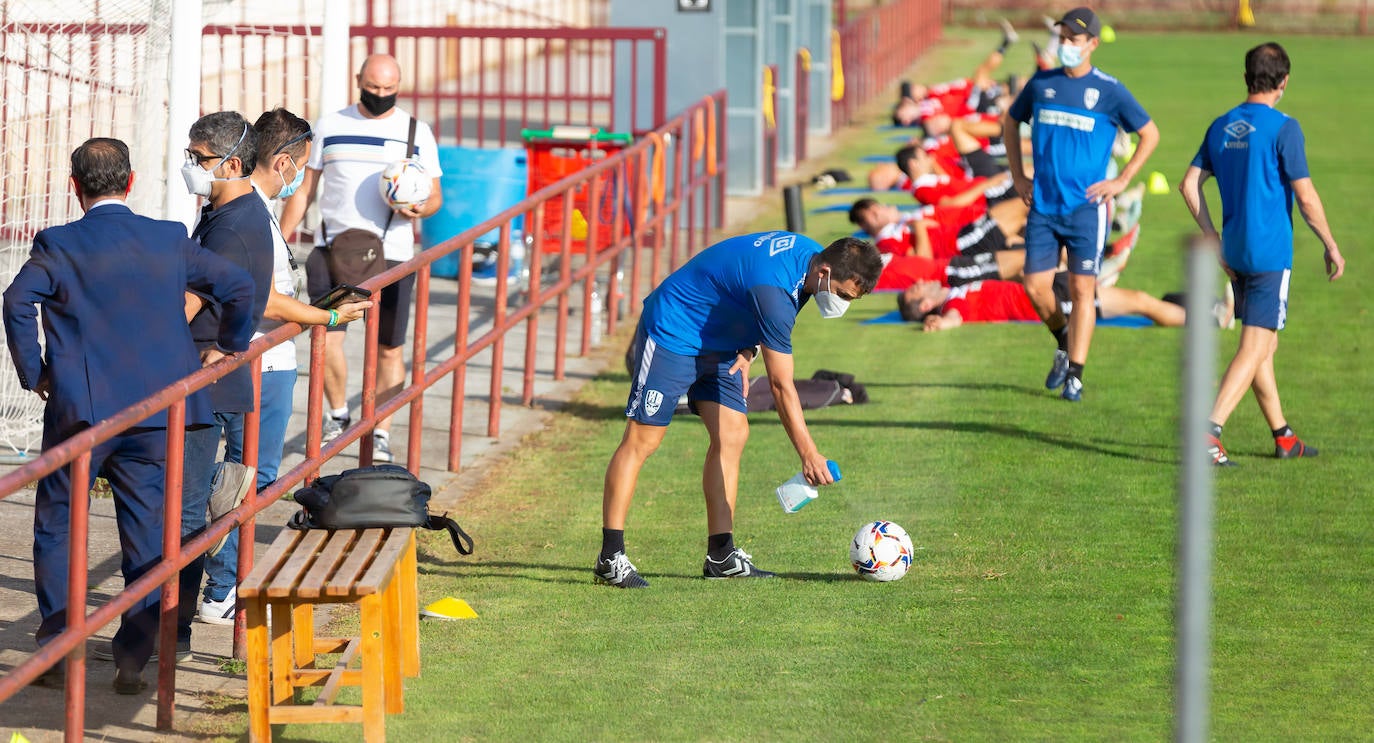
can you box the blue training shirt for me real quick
[1192,102,1309,273]
[640,231,819,356]
[1008,67,1151,215]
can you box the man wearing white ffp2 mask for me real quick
[593,232,883,589]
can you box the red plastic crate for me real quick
[523,127,633,254]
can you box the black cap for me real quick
[1056,7,1102,38]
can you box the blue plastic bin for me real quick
[420,146,528,279]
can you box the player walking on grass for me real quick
[1002,6,1159,402]
[1179,42,1345,466]
[595,233,883,588]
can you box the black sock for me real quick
[1049,324,1068,351]
[1209,421,1224,438]
[707,532,735,560]
[1067,362,1084,381]
[600,528,625,560]
[1273,425,1294,438]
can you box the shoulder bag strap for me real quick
[380,117,419,237]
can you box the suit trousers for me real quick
[34,423,166,671]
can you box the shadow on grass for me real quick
[758,417,1167,463]
[417,559,863,585]
[546,399,626,422]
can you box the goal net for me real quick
[0,0,173,463]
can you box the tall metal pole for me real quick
[1176,234,1220,743]
[164,0,203,227]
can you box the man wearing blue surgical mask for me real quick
[184,109,375,628]
[1003,6,1159,402]
[593,233,883,588]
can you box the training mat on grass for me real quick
[860,311,1157,327]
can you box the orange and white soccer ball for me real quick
[378,158,431,210]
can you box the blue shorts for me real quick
[624,324,749,426]
[1023,202,1109,276]
[1232,269,1290,330]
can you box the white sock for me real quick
[330,406,349,420]
[374,429,389,440]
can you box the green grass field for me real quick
[269,29,1373,742]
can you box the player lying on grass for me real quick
[869,113,1013,192]
[896,272,1234,333]
[891,19,1019,131]
[595,232,883,588]
[848,196,1022,261]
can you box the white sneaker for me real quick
[999,18,1019,45]
[322,414,348,444]
[372,432,394,463]
[197,591,236,626]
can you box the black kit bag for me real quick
[288,464,474,555]
[318,117,418,287]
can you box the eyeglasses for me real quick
[184,149,223,165]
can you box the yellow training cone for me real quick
[422,597,478,620]
[1147,171,1170,195]
[12,733,33,743]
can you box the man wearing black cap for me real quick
[1002,6,1159,402]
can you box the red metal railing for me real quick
[831,0,945,128]
[360,25,667,147]
[0,89,725,736]
[943,0,1373,34]
[201,24,667,149]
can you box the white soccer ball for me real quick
[378,158,432,209]
[849,520,915,582]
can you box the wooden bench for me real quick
[239,527,420,742]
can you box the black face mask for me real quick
[359,90,397,116]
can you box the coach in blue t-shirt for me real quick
[1003,6,1159,402]
[1180,42,1345,466]
[594,233,883,588]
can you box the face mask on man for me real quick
[181,123,249,198]
[1058,41,1085,68]
[815,273,851,319]
[276,156,305,199]
[359,89,397,116]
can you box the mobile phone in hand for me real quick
[311,284,371,309]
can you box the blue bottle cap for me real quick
[826,460,842,482]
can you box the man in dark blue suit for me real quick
[2,138,255,693]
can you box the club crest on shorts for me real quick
[644,389,664,416]
[1083,87,1100,109]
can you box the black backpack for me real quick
[288,464,473,555]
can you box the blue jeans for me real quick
[203,369,297,602]
[179,417,229,640]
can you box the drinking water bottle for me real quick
[775,460,842,513]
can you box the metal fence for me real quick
[0,87,726,735]
[831,0,946,128]
[943,0,1373,34]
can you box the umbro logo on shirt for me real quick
[1045,88,1056,99]
[1224,120,1255,139]
[768,234,797,256]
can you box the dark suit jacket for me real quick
[2,202,256,434]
